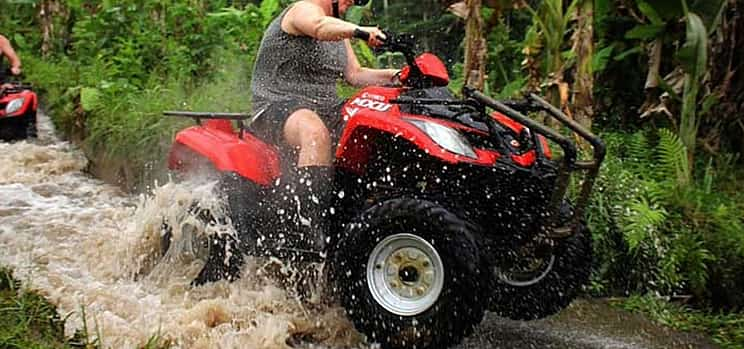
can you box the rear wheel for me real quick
[160,173,262,285]
[160,201,244,285]
[329,198,486,349]
[488,204,592,320]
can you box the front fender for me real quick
[335,112,499,173]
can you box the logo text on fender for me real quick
[350,97,393,112]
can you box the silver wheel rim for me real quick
[496,254,555,287]
[366,233,444,316]
[181,222,211,262]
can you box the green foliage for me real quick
[526,0,578,73]
[621,197,667,253]
[657,128,690,186]
[588,131,744,307]
[11,0,278,189]
[485,17,530,97]
[678,11,708,167]
[1,267,170,348]
[0,267,68,348]
[618,295,744,349]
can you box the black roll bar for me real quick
[462,87,605,237]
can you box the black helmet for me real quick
[354,0,371,5]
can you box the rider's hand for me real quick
[390,70,402,86]
[359,26,386,47]
[10,66,21,75]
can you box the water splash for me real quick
[0,113,362,349]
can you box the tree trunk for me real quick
[38,0,67,57]
[572,0,594,130]
[464,0,487,90]
[38,0,54,57]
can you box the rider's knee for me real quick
[285,109,331,149]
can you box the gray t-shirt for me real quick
[251,6,348,116]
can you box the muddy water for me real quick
[0,113,361,349]
[0,113,720,349]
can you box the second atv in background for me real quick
[0,81,37,141]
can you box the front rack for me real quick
[392,89,605,237]
[464,87,605,237]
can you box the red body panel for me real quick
[0,90,37,118]
[335,87,500,173]
[399,53,449,86]
[169,124,281,186]
[491,111,552,164]
[170,53,552,181]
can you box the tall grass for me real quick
[1,267,171,349]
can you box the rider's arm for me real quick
[283,2,383,45]
[343,40,398,87]
[0,35,21,74]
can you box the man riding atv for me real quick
[0,34,22,85]
[250,0,398,253]
[0,34,37,141]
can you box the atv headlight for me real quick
[406,118,477,158]
[5,98,25,115]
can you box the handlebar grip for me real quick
[353,28,370,41]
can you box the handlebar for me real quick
[352,28,371,41]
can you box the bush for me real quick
[587,131,744,310]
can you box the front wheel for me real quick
[25,111,38,138]
[329,198,486,349]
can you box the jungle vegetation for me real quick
[1,0,743,346]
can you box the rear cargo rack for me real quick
[462,87,606,237]
[163,111,252,139]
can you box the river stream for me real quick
[0,113,361,349]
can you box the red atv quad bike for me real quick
[0,80,38,141]
[162,31,604,349]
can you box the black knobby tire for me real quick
[160,173,263,286]
[488,204,592,320]
[0,118,26,141]
[329,197,486,349]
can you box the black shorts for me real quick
[250,99,343,145]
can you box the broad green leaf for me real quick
[613,46,643,61]
[637,1,664,25]
[496,77,527,99]
[80,87,101,112]
[677,12,707,80]
[259,0,280,27]
[687,0,727,31]
[592,45,614,72]
[12,34,27,50]
[625,24,665,39]
[344,5,373,25]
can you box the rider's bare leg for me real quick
[278,108,333,261]
[283,109,332,167]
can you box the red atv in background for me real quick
[0,79,38,141]
[162,31,605,349]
